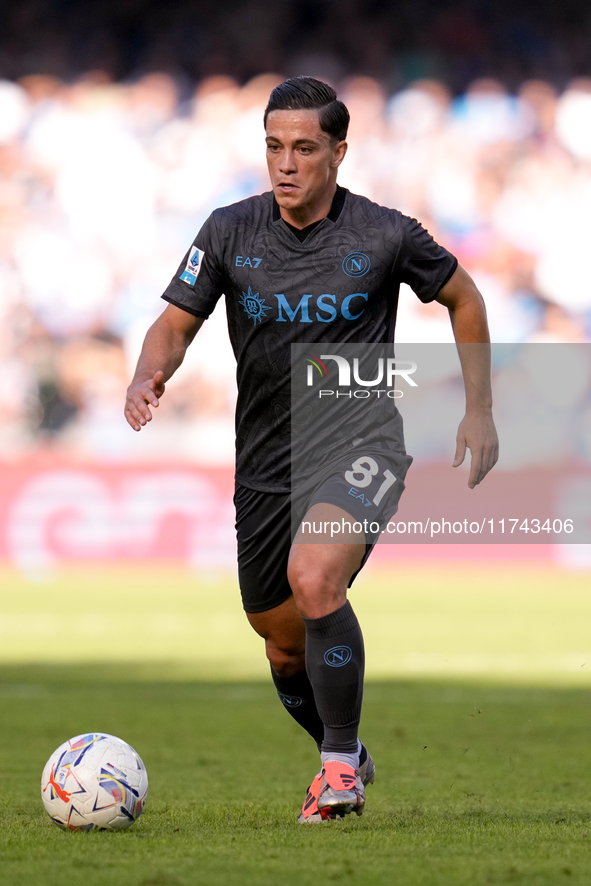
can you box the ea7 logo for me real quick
[235,255,262,268]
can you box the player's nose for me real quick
[278,149,297,173]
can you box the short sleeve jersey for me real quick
[161,186,457,493]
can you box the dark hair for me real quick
[264,76,349,142]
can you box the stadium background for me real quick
[1,0,590,684]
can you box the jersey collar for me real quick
[272,184,347,226]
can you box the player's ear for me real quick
[331,139,347,168]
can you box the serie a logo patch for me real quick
[180,246,205,286]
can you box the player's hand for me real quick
[124,371,166,431]
[453,408,499,488]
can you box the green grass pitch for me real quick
[0,562,590,885]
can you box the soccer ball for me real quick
[41,733,148,831]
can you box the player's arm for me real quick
[436,264,499,488]
[125,304,205,432]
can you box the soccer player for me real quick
[124,77,498,822]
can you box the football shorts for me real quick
[235,447,412,613]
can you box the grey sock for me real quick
[270,666,324,749]
[302,600,365,755]
[320,740,361,771]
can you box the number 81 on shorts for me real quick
[344,456,397,507]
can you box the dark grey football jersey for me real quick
[161,187,457,492]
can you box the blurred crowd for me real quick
[1,71,591,462]
[1,0,589,94]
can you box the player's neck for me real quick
[279,183,338,230]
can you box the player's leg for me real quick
[247,574,375,822]
[289,502,366,759]
[288,503,369,818]
[288,448,411,771]
[235,483,377,820]
[246,595,324,748]
[235,483,325,747]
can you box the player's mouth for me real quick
[276,182,299,193]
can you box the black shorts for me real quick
[235,448,412,613]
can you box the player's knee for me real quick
[287,560,345,613]
[265,639,305,678]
